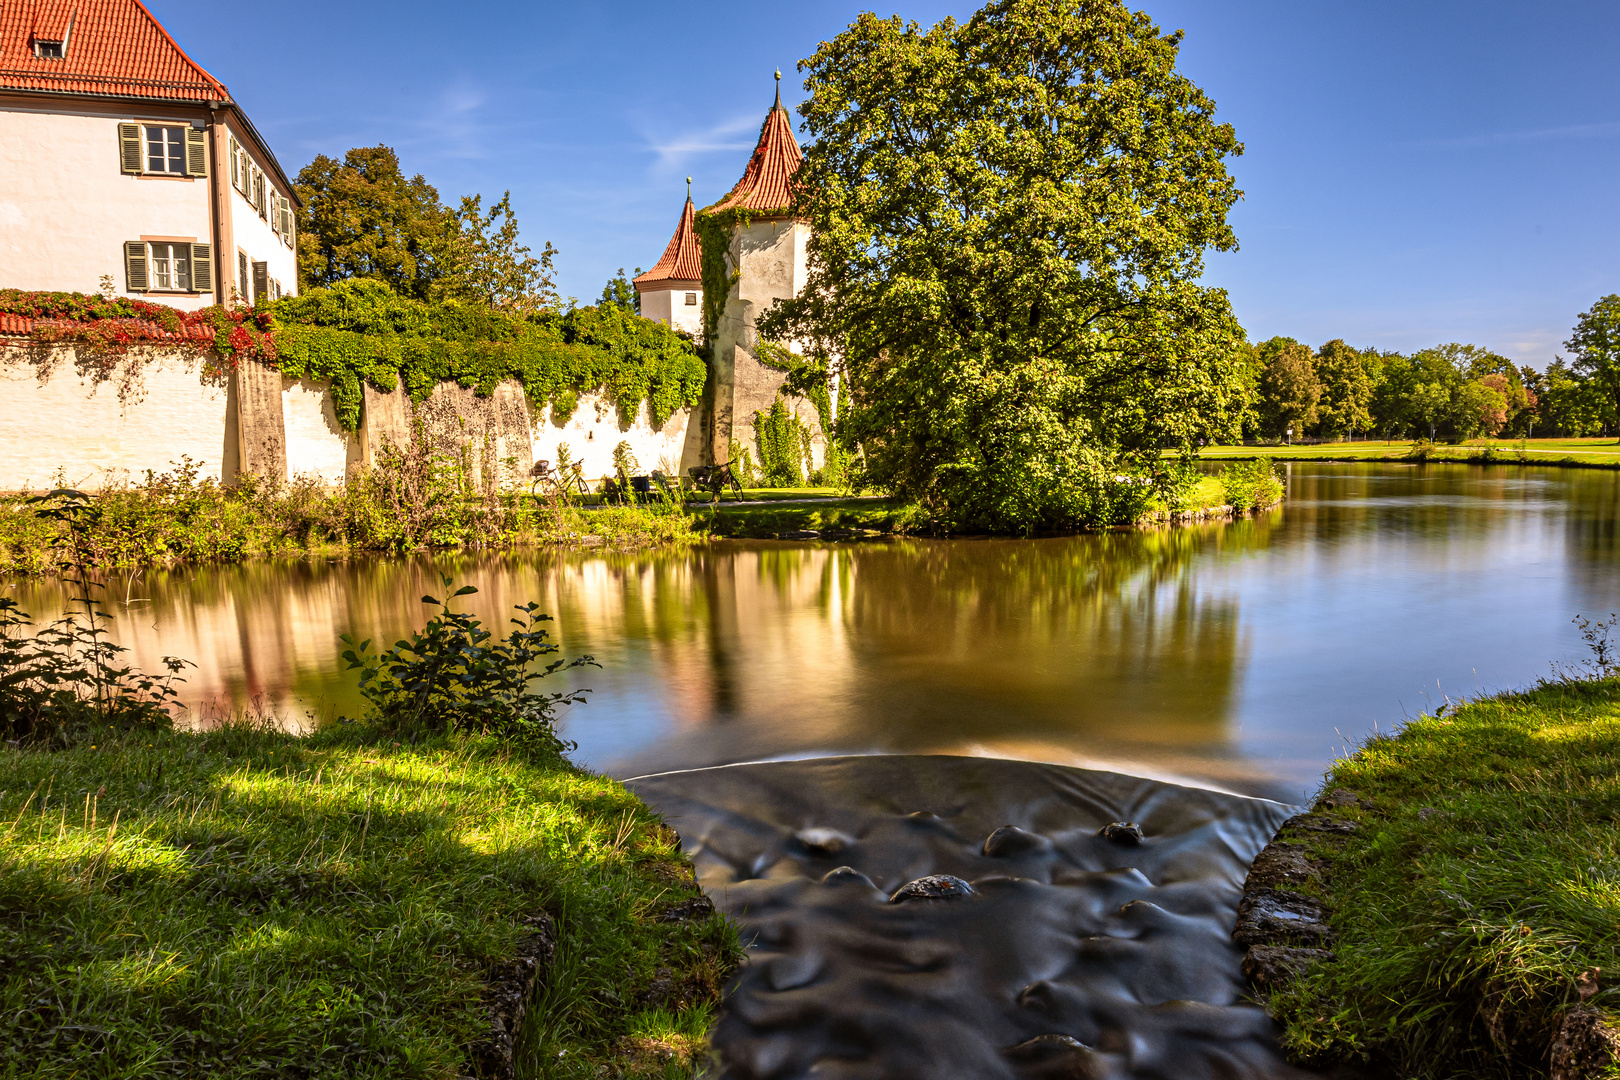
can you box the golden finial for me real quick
[774,69,781,108]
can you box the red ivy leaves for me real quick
[0,289,275,369]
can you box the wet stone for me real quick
[657,896,716,922]
[1003,1034,1107,1079]
[819,866,876,888]
[983,824,1051,858]
[1097,821,1144,845]
[1283,813,1360,836]
[793,827,855,857]
[1232,887,1333,947]
[1551,1005,1620,1080]
[1243,945,1335,988]
[888,874,974,903]
[1244,841,1323,891]
[1315,788,1374,811]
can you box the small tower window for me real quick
[685,292,698,306]
[34,39,64,58]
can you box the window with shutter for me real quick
[185,127,207,177]
[238,252,249,302]
[254,172,267,218]
[145,125,185,174]
[124,241,148,290]
[118,123,142,174]
[191,243,213,293]
[252,261,268,305]
[230,136,241,190]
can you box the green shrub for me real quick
[1217,458,1283,510]
[340,578,595,756]
[754,398,810,487]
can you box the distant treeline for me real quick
[1239,297,1620,442]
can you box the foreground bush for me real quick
[1271,672,1620,1077]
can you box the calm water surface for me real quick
[9,463,1618,803]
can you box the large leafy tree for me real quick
[760,0,1248,531]
[295,146,450,299]
[1567,295,1620,437]
[1315,339,1374,438]
[295,147,558,313]
[1256,337,1320,438]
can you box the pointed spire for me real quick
[705,74,804,216]
[633,190,703,288]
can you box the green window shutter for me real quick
[124,241,148,290]
[229,136,240,189]
[252,260,268,304]
[185,127,207,177]
[118,123,142,174]
[190,243,213,293]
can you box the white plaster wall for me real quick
[530,391,692,486]
[0,104,214,306]
[224,117,297,302]
[0,347,228,489]
[639,285,703,336]
[282,378,354,483]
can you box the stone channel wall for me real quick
[0,344,695,490]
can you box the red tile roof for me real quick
[633,195,702,289]
[0,0,230,102]
[0,313,217,341]
[705,103,803,216]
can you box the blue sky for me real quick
[151,0,1620,366]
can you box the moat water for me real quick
[9,462,1619,803]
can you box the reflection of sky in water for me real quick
[7,463,1618,804]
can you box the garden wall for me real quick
[0,347,234,488]
[0,344,694,491]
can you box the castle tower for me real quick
[695,73,820,469]
[632,181,703,336]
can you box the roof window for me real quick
[34,39,64,58]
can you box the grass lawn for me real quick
[0,724,739,1079]
[1267,675,1620,1078]
[1194,438,1620,466]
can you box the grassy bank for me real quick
[0,462,700,576]
[1267,673,1620,1078]
[1195,437,1620,468]
[0,724,738,1079]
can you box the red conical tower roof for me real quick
[634,192,702,289]
[705,78,803,217]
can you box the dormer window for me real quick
[34,39,64,58]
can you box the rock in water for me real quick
[889,874,974,903]
[1097,821,1145,845]
[819,866,876,888]
[793,827,855,856]
[983,824,1052,857]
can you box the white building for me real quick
[0,0,297,306]
[632,185,703,336]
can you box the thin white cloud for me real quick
[1422,120,1620,150]
[640,113,760,173]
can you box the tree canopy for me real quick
[760,0,1248,532]
[1567,295,1620,436]
[295,146,558,314]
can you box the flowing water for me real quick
[9,462,1619,802]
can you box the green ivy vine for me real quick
[270,279,706,432]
